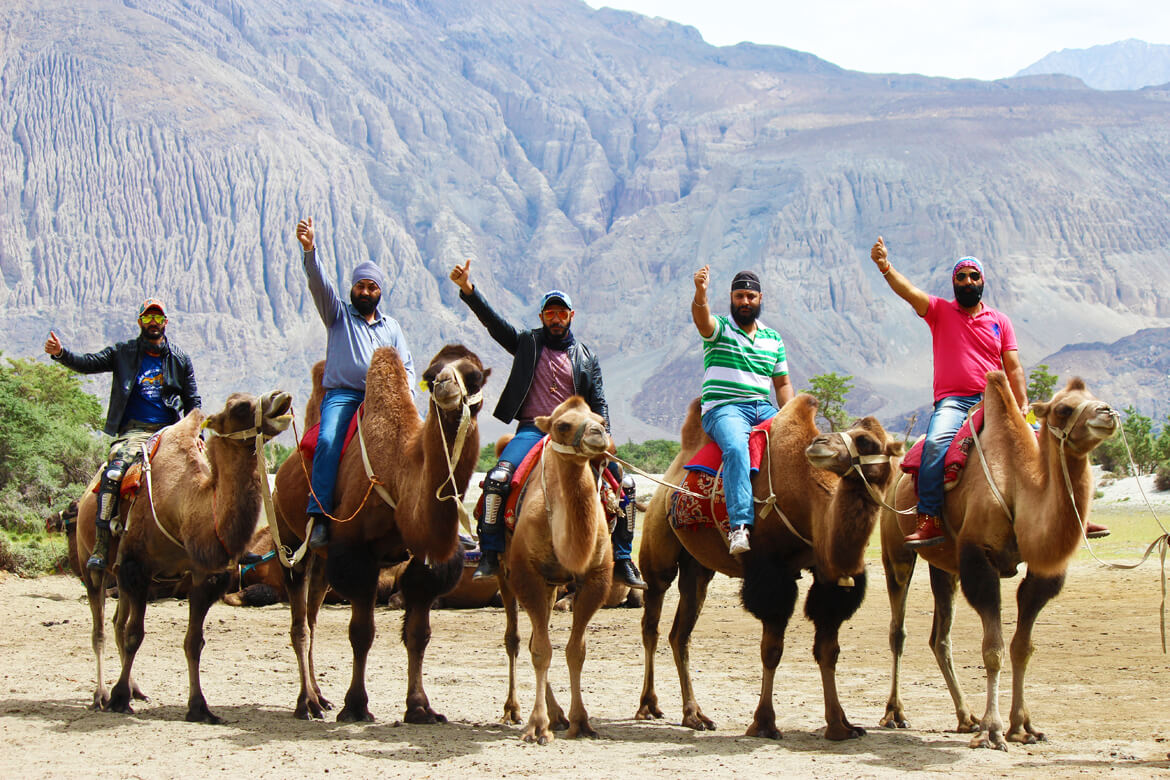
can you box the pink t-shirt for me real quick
[924,296,1018,401]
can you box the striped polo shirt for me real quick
[700,315,789,415]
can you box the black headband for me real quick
[731,271,761,292]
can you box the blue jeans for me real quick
[307,388,365,516]
[478,423,545,554]
[918,394,982,517]
[701,400,779,531]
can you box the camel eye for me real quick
[1054,404,1071,418]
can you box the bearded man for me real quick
[691,266,795,555]
[45,298,200,570]
[297,217,414,549]
[448,260,645,589]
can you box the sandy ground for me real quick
[3,518,1170,780]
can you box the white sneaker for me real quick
[728,526,751,554]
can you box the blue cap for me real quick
[540,289,573,311]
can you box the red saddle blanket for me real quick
[298,405,362,463]
[901,407,984,493]
[668,418,772,532]
[472,436,622,533]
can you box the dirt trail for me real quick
[1,558,1168,779]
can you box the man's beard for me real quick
[730,301,761,328]
[953,282,984,308]
[542,324,574,350]
[139,324,165,343]
[351,290,381,317]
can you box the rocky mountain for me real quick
[1016,39,1170,91]
[3,0,1170,443]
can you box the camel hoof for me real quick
[404,706,447,724]
[186,708,224,725]
[337,707,375,723]
[956,715,980,733]
[548,712,570,731]
[681,712,717,731]
[1007,727,1045,744]
[91,693,109,712]
[105,696,134,715]
[635,704,664,721]
[522,730,553,745]
[825,723,866,741]
[969,731,1008,751]
[879,711,909,729]
[568,720,599,739]
[745,721,781,740]
[131,688,150,702]
[295,699,327,720]
[502,709,522,725]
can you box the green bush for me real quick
[0,530,70,577]
[615,440,681,473]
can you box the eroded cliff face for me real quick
[3,0,1169,440]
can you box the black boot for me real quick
[308,513,330,550]
[614,558,646,590]
[473,550,500,580]
[87,524,111,571]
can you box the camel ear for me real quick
[886,439,905,458]
[482,367,492,383]
[535,415,551,433]
[1031,400,1051,419]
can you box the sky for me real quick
[583,0,1169,81]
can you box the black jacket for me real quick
[53,336,201,436]
[460,287,609,430]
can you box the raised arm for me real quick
[297,217,343,327]
[871,237,930,318]
[691,265,716,338]
[47,331,116,374]
[450,259,522,354]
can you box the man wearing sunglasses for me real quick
[448,260,645,590]
[45,298,200,570]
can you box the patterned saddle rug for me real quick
[92,428,167,501]
[667,419,771,534]
[901,406,985,495]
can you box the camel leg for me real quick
[286,553,331,719]
[83,570,110,710]
[399,552,461,724]
[958,544,1008,750]
[329,545,380,723]
[537,586,570,731]
[305,554,332,711]
[635,508,681,722]
[497,576,523,724]
[107,556,150,714]
[514,562,556,744]
[1006,571,1064,744]
[879,541,915,728]
[183,572,231,724]
[927,564,978,732]
[670,553,717,731]
[111,595,150,702]
[564,570,608,738]
[806,571,867,740]
[741,558,799,739]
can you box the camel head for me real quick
[203,390,293,443]
[422,344,490,414]
[804,416,903,483]
[1031,377,1118,456]
[537,396,609,460]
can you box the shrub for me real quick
[1155,462,1170,493]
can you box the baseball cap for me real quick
[138,298,167,318]
[540,289,573,311]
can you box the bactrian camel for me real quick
[496,396,614,744]
[271,345,488,722]
[76,389,293,722]
[637,395,902,740]
[879,372,1117,750]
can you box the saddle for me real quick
[298,405,362,463]
[901,407,985,495]
[91,428,167,501]
[667,419,771,535]
[472,436,622,534]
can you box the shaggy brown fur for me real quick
[636,395,901,740]
[271,345,488,722]
[75,390,293,722]
[495,396,614,744]
[880,373,1117,750]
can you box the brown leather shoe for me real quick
[1085,521,1110,539]
[905,513,947,549]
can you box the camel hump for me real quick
[679,398,707,451]
[305,361,327,429]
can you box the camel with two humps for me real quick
[636,394,902,740]
[879,373,1117,750]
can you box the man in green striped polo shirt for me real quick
[692,266,794,554]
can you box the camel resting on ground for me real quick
[879,373,1117,750]
[76,389,293,722]
[636,395,902,740]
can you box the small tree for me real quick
[476,442,497,472]
[1026,364,1059,404]
[804,372,854,431]
[614,439,682,473]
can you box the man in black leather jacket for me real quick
[449,260,644,589]
[45,298,200,570]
